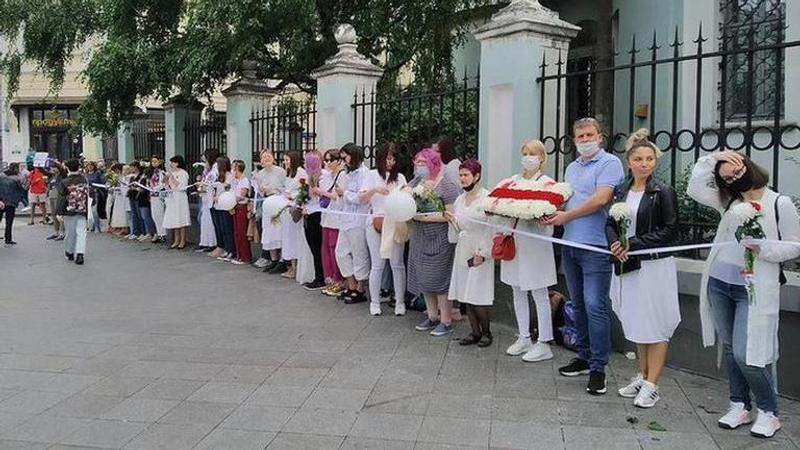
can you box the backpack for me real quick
[66,183,89,214]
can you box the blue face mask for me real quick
[414,166,431,178]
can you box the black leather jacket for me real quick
[605,177,678,267]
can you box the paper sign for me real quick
[33,152,49,167]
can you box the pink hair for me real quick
[414,148,442,178]
[304,151,322,178]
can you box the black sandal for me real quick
[344,291,367,304]
[459,334,481,346]
[477,333,493,348]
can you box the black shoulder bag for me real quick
[775,195,787,285]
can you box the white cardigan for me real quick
[688,155,800,367]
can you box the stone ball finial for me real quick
[335,24,357,45]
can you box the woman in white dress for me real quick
[498,140,559,363]
[279,151,307,280]
[607,129,680,409]
[361,143,408,316]
[198,149,219,253]
[448,159,494,347]
[253,149,288,273]
[162,155,191,249]
[148,157,168,244]
[108,163,129,235]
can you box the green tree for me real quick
[0,0,500,135]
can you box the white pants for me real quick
[151,197,166,237]
[64,215,87,255]
[366,225,406,305]
[512,286,553,342]
[335,227,370,281]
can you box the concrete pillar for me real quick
[164,99,190,161]
[311,24,383,150]
[474,0,579,187]
[222,61,276,173]
[116,121,134,163]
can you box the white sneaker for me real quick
[618,373,644,398]
[506,336,533,356]
[394,302,406,316]
[369,302,382,316]
[128,234,139,240]
[750,409,781,438]
[253,258,269,268]
[230,259,246,265]
[718,402,753,429]
[217,253,232,262]
[522,341,553,362]
[137,234,150,242]
[633,380,660,408]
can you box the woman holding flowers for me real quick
[606,129,679,409]
[688,150,800,438]
[361,143,408,316]
[409,148,461,337]
[495,140,563,363]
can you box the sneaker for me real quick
[195,246,209,253]
[303,280,326,291]
[46,234,58,240]
[506,336,534,356]
[430,323,454,337]
[415,318,440,332]
[253,258,269,268]
[128,234,139,240]
[618,373,644,398]
[268,261,288,274]
[394,301,406,316]
[137,234,150,242]
[54,235,65,241]
[633,380,659,408]
[558,358,591,377]
[522,341,553,362]
[75,254,84,265]
[65,252,75,261]
[586,371,607,395]
[230,259,246,265]
[217,253,232,262]
[750,409,781,438]
[718,402,753,429]
[369,302,382,316]
[344,291,367,304]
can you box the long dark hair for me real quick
[169,155,186,170]
[216,156,231,183]
[204,148,220,167]
[713,155,770,207]
[377,142,402,184]
[436,136,457,164]
[340,143,364,172]
[284,151,302,178]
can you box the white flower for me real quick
[550,182,573,200]
[729,201,761,224]
[609,202,631,222]
[412,185,427,197]
[192,162,205,167]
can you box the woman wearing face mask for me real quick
[409,148,461,337]
[360,143,408,316]
[162,155,191,249]
[606,129,679,408]
[447,159,494,346]
[498,140,559,362]
[334,143,371,303]
[688,150,800,438]
[317,149,346,297]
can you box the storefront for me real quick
[29,106,83,161]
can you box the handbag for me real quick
[319,171,342,209]
[775,196,787,285]
[373,216,384,233]
[492,219,518,261]
[289,205,304,223]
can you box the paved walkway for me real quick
[0,224,798,449]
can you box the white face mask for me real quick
[576,142,601,157]
[521,155,541,171]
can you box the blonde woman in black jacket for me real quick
[606,129,679,409]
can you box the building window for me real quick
[721,0,785,121]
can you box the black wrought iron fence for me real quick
[351,73,479,168]
[250,98,317,165]
[185,111,226,167]
[536,18,800,249]
[132,117,165,160]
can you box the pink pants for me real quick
[322,227,343,282]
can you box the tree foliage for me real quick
[0,0,499,135]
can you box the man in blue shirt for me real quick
[544,118,624,395]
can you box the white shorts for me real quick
[28,193,47,204]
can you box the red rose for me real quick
[751,201,761,212]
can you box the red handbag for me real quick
[491,219,518,261]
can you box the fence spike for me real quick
[649,29,660,52]
[693,22,708,44]
[669,26,682,48]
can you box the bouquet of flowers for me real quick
[295,178,310,207]
[730,201,765,305]
[482,177,572,220]
[609,203,632,250]
[191,162,205,183]
[411,183,446,215]
[105,169,120,189]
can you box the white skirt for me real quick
[110,192,128,228]
[163,192,191,229]
[280,210,301,260]
[610,257,681,344]
[261,204,282,251]
[198,200,216,247]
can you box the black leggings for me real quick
[1,205,15,241]
[465,305,491,337]
[304,212,324,282]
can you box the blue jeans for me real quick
[561,246,613,372]
[708,277,778,414]
[129,199,144,235]
[139,206,156,236]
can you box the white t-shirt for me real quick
[625,190,644,239]
[231,176,251,204]
[364,169,408,216]
[320,169,345,229]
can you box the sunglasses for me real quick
[324,157,339,163]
